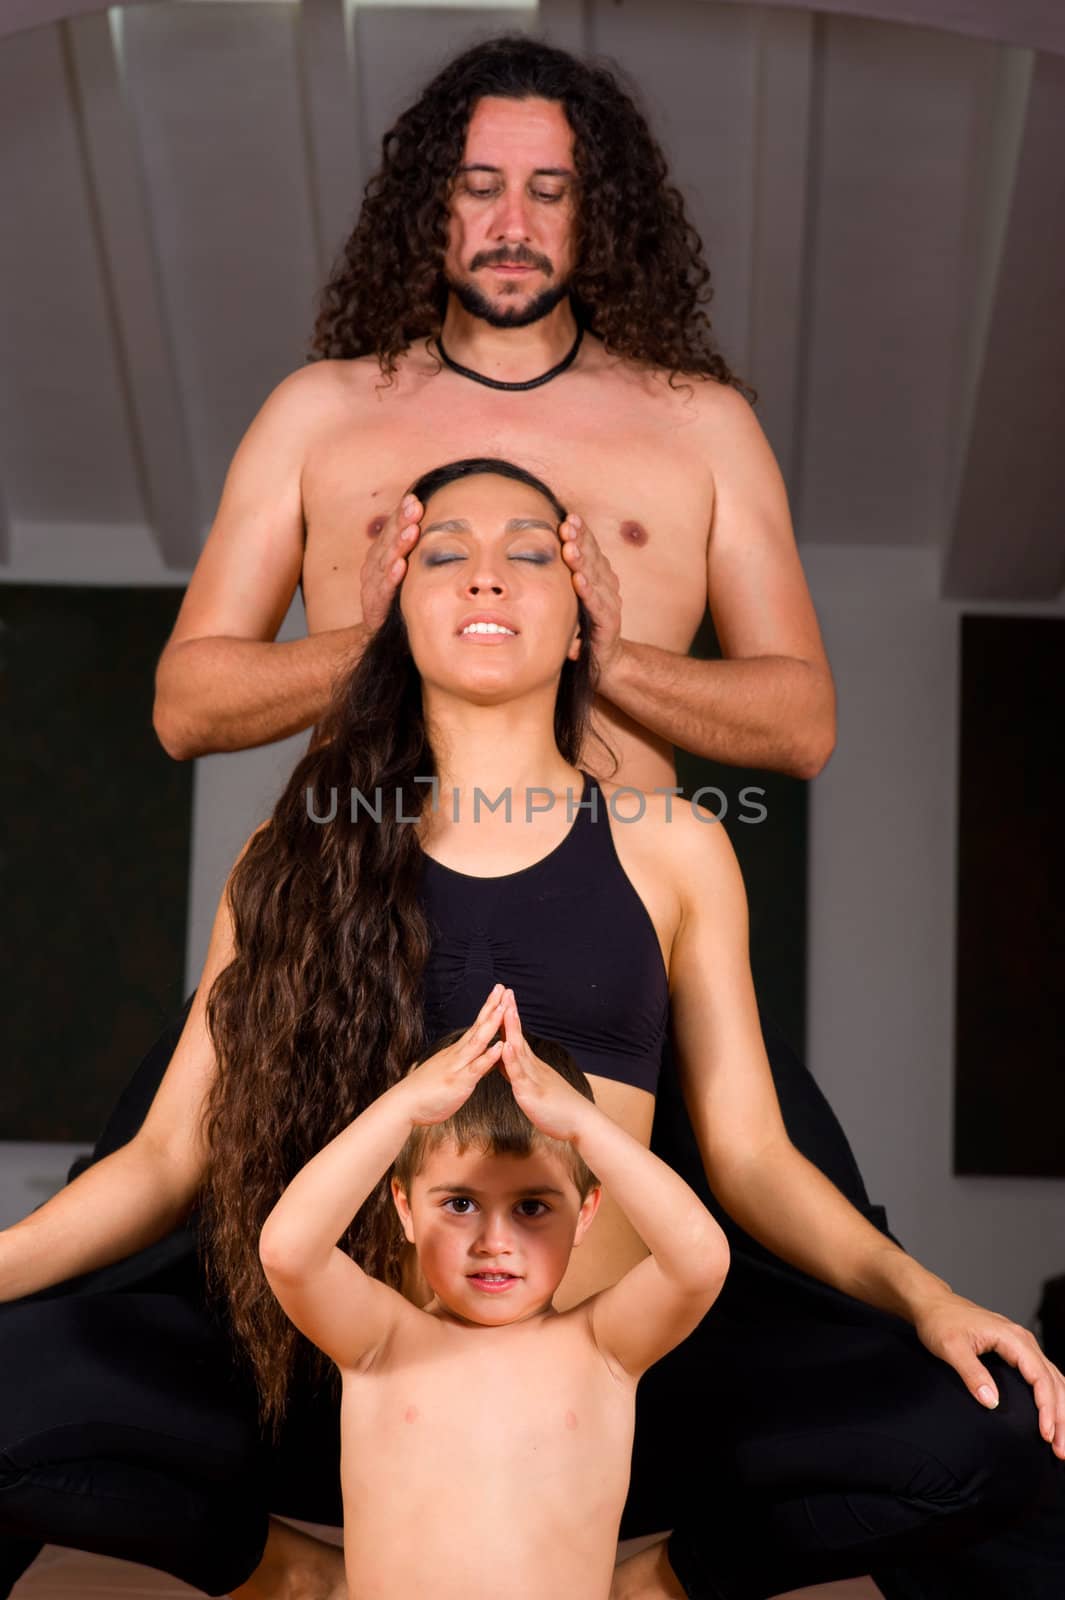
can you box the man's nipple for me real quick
[367,515,386,539]
[619,520,649,548]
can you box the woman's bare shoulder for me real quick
[598,782,742,900]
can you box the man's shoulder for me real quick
[270,355,384,409]
[652,368,754,432]
[250,356,402,451]
[587,345,751,423]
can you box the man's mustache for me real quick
[470,248,554,276]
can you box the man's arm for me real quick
[664,809,1065,1452]
[565,386,836,779]
[153,367,344,759]
[153,367,422,761]
[258,1081,417,1372]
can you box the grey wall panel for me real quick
[587,0,764,381]
[354,6,537,163]
[6,0,1065,59]
[798,16,999,546]
[67,12,204,571]
[0,25,145,530]
[119,2,322,522]
[298,0,365,272]
[944,49,1065,600]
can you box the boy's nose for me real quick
[474,1218,515,1254]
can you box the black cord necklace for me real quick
[435,324,583,391]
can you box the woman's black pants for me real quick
[1,1010,1061,1598]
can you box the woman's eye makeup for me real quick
[421,548,556,567]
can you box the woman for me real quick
[0,460,1058,1600]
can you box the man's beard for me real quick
[446,271,572,330]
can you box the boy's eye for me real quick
[443,1197,475,1214]
[516,1199,549,1218]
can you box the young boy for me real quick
[259,982,730,1600]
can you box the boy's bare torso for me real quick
[300,342,717,790]
[340,1299,634,1600]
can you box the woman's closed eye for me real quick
[422,549,555,567]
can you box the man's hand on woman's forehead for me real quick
[361,491,423,630]
[559,513,623,674]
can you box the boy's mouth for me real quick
[468,1272,520,1293]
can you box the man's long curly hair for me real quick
[199,459,597,1432]
[310,33,751,396]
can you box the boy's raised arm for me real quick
[259,1080,431,1372]
[260,985,510,1371]
[579,1119,729,1379]
[497,998,730,1379]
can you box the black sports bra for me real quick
[417,773,669,1095]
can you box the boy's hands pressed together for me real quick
[403,984,507,1126]
[498,990,593,1144]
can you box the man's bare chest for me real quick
[301,386,713,640]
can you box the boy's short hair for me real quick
[392,1031,599,1198]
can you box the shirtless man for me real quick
[146,33,1062,1600]
[152,69,834,788]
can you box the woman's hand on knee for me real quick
[916,1291,1065,1459]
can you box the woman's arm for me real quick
[662,810,1065,1453]
[663,812,935,1308]
[0,833,253,1302]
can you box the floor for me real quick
[12,1526,881,1598]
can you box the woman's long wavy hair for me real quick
[310,34,753,398]
[200,459,596,1430]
